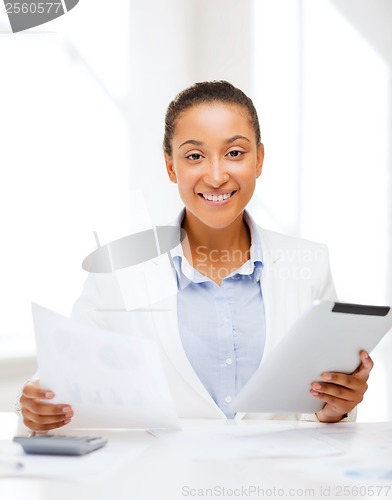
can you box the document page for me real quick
[31,303,181,430]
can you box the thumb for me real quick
[353,351,374,379]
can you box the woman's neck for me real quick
[181,209,251,284]
[182,210,249,250]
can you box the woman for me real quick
[19,81,373,430]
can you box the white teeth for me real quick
[202,192,232,202]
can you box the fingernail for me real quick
[322,374,332,380]
[45,391,55,398]
[312,383,321,390]
[64,419,71,424]
[62,407,71,414]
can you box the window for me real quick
[253,0,391,420]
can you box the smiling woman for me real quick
[19,80,374,431]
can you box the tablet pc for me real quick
[231,301,392,414]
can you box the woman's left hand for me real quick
[310,350,374,423]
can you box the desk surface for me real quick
[0,413,391,500]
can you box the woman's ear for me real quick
[164,153,177,184]
[256,143,264,178]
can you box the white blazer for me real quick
[71,224,338,421]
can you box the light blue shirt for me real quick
[171,209,266,418]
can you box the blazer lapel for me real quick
[258,227,288,358]
[150,291,224,414]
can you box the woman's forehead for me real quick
[173,103,253,136]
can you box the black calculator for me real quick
[13,435,108,456]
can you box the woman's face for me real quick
[165,103,264,229]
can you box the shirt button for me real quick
[225,396,232,403]
[226,357,233,365]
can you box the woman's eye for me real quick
[186,153,203,161]
[227,150,243,158]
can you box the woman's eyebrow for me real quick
[225,135,250,144]
[178,135,250,149]
[178,139,203,149]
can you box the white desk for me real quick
[0,413,391,500]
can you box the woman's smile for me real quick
[198,189,237,205]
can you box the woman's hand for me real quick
[310,350,373,423]
[20,380,73,431]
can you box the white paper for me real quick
[278,424,392,485]
[153,423,341,460]
[32,303,181,430]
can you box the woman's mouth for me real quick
[198,190,237,204]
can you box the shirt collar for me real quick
[170,208,263,288]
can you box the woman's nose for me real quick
[203,160,229,187]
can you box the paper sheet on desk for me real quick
[153,423,341,460]
[31,303,180,430]
[278,424,392,485]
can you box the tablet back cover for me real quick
[231,301,392,413]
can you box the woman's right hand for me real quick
[20,380,73,431]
